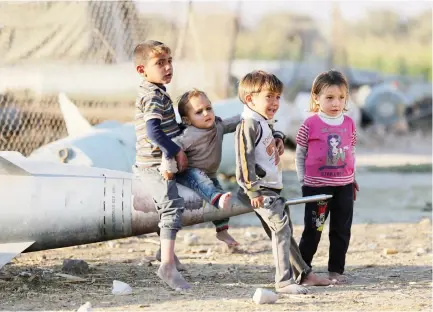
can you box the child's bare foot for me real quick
[301,272,332,286]
[216,229,239,247]
[155,248,186,271]
[157,263,190,291]
[328,272,347,284]
[161,170,175,181]
[276,284,309,294]
[218,192,232,210]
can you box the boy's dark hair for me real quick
[238,70,283,104]
[310,69,349,112]
[133,40,171,67]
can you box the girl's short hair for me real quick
[309,70,349,112]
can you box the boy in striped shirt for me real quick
[133,40,190,290]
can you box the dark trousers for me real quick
[299,183,354,274]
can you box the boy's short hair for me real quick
[238,70,283,104]
[133,40,171,67]
[177,88,210,117]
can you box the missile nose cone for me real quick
[0,153,30,176]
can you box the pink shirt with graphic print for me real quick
[296,114,356,187]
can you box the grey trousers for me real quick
[238,188,296,289]
[133,165,185,240]
[254,192,312,284]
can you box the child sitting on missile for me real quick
[132,40,190,290]
[160,89,240,247]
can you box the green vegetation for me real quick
[140,8,432,80]
[366,163,432,173]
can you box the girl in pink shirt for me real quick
[295,70,360,283]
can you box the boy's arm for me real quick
[295,123,309,185]
[140,93,181,159]
[146,119,180,159]
[235,118,262,199]
[221,114,241,134]
[270,124,285,155]
[270,127,285,142]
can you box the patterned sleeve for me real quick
[351,122,357,146]
[351,119,357,173]
[141,91,165,122]
[235,118,262,199]
[296,120,309,148]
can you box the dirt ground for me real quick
[0,132,431,311]
[1,221,432,311]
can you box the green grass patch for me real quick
[366,163,432,173]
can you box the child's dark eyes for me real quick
[265,94,280,100]
[326,96,345,100]
[195,107,212,114]
[157,60,171,66]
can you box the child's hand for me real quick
[353,180,360,201]
[275,138,285,156]
[175,150,188,172]
[251,196,264,208]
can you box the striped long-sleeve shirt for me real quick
[134,80,181,168]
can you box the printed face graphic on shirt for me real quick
[327,134,345,165]
[319,133,349,171]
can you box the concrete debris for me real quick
[416,248,426,256]
[252,288,278,304]
[62,259,89,274]
[112,280,132,295]
[244,231,258,239]
[77,302,92,312]
[184,233,199,246]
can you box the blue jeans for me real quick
[176,168,229,231]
